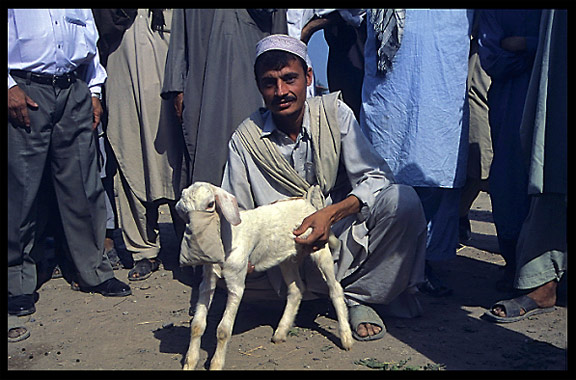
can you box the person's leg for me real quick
[414,187,459,296]
[488,126,531,291]
[114,170,162,280]
[489,193,566,320]
[458,176,481,242]
[48,81,119,289]
[338,184,427,338]
[8,79,54,312]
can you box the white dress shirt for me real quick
[7,9,106,95]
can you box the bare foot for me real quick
[355,323,382,338]
[491,280,557,317]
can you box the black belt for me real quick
[11,70,77,88]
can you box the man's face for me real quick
[256,57,313,121]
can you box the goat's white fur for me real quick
[176,182,353,370]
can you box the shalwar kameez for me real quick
[477,9,542,272]
[105,9,186,262]
[360,9,473,264]
[161,9,287,186]
[222,92,427,318]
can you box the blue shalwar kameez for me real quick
[361,9,473,261]
[477,9,542,269]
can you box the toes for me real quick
[356,323,368,338]
[491,306,507,318]
[369,323,382,336]
[356,323,382,338]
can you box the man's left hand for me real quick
[293,207,334,251]
[293,195,361,251]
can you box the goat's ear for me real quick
[175,198,190,223]
[212,186,241,226]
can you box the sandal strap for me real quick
[129,258,160,279]
[513,295,539,312]
[493,295,538,318]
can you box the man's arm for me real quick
[8,85,38,128]
[294,100,393,251]
[293,194,361,251]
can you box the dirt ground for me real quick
[7,192,569,371]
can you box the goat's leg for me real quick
[209,267,246,370]
[311,248,354,350]
[183,264,218,370]
[272,261,305,343]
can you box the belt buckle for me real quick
[53,75,70,88]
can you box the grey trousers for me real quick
[114,169,184,262]
[515,193,567,290]
[8,76,114,296]
[243,184,427,318]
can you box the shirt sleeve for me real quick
[337,100,395,219]
[84,11,107,95]
[477,10,537,80]
[161,9,187,98]
[8,73,17,89]
[221,137,256,211]
[336,9,366,27]
[83,52,106,96]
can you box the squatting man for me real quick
[218,34,428,341]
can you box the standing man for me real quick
[484,9,567,323]
[161,9,287,187]
[360,9,473,296]
[8,9,131,320]
[477,9,542,292]
[99,9,187,281]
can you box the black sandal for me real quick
[128,258,161,281]
[483,295,555,323]
[105,248,123,270]
[417,262,453,297]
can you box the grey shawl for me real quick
[369,9,405,75]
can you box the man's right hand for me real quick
[173,92,184,124]
[8,85,38,128]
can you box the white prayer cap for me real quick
[255,34,308,62]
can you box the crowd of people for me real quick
[8,8,566,353]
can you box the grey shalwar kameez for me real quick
[221,94,427,318]
[161,9,287,187]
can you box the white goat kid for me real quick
[176,182,353,370]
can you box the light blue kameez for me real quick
[361,9,473,261]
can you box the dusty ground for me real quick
[7,192,569,371]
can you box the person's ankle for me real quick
[528,280,557,308]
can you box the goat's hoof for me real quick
[341,336,354,351]
[209,363,224,371]
[271,334,287,344]
[182,354,199,370]
[182,362,195,370]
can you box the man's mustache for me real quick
[272,95,296,105]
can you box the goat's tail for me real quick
[305,185,325,210]
[328,233,341,254]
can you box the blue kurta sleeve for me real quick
[477,10,537,80]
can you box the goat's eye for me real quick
[207,201,215,209]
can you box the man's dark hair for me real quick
[254,50,308,82]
